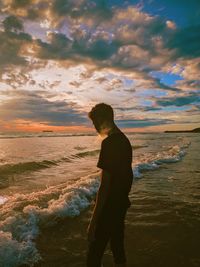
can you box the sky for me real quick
[0,0,200,133]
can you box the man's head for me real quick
[88,103,114,133]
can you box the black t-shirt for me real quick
[97,131,133,210]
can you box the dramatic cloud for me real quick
[0,23,32,69]
[0,90,87,126]
[156,92,200,107]
[167,25,200,59]
[0,1,199,131]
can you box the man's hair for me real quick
[88,103,114,123]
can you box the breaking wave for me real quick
[0,173,100,267]
[133,142,190,178]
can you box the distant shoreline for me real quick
[164,127,200,133]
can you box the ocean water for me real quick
[0,132,199,267]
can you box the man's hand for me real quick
[87,170,111,242]
[87,221,96,242]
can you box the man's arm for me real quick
[87,169,111,241]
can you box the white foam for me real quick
[0,231,40,267]
[133,143,190,178]
[0,173,100,266]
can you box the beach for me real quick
[0,132,200,267]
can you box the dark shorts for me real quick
[86,206,128,267]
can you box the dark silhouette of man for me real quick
[87,103,133,267]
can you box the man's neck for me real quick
[107,124,120,136]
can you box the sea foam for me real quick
[0,173,100,266]
[133,142,190,178]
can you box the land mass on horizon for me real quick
[164,127,200,133]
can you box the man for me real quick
[87,103,133,267]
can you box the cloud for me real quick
[36,32,72,60]
[1,3,199,76]
[0,90,87,126]
[180,58,200,81]
[1,71,32,88]
[0,2,199,131]
[1,5,172,76]
[156,92,200,107]
[69,81,81,87]
[0,30,32,68]
[116,106,162,112]
[1,4,199,93]
[125,74,182,92]
[110,78,123,87]
[49,80,61,89]
[176,79,200,91]
[166,20,176,30]
[185,105,200,114]
[124,88,136,93]
[167,24,200,59]
[2,15,24,32]
[94,76,108,84]
[0,1,49,20]
[116,118,174,128]
[103,78,123,91]
[153,78,181,92]
[142,106,162,112]
[0,15,33,75]
[52,0,112,20]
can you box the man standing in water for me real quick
[87,103,133,267]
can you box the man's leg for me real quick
[86,239,108,267]
[86,220,110,267]
[110,208,127,266]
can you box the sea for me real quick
[0,132,199,267]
